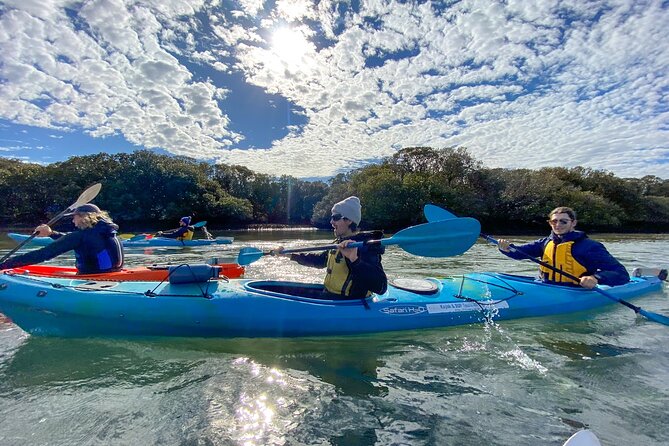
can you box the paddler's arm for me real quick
[497,238,546,260]
[339,240,388,295]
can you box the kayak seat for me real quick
[389,278,440,295]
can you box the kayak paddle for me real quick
[238,217,481,266]
[423,204,669,326]
[424,204,457,222]
[0,183,102,263]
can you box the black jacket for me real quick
[290,230,388,298]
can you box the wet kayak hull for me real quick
[0,272,663,338]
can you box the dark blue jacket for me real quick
[0,220,124,274]
[290,231,388,298]
[500,230,629,286]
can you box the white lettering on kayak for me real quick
[380,305,427,315]
[426,301,509,313]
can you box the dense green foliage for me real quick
[0,148,667,232]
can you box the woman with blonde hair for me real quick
[0,203,124,274]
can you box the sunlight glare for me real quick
[271,27,311,68]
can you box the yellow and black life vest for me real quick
[540,240,588,284]
[322,231,383,297]
[323,248,371,297]
[177,227,194,241]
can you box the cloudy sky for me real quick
[0,0,667,179]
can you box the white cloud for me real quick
[0,0,666,179]
[0,0,241,158]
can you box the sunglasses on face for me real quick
[331,214,348,222]
[548,218,572,225]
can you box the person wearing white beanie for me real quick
[331,196,362,226]
[279,195,387,300]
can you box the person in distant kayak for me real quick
[497,206,629,289]
[156,216,194,240]
[0,204,124,274]
[278,196,388,299]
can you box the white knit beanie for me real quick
[331,196,362,225]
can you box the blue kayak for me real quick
[7,232,233,247]
[7,233,53,246]
[0,269,663,338]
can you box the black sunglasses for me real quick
[331,213,348,221]
[547,218,572,225]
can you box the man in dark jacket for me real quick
[281,196,387,299]
[497,206,629,288]
[0,204,124,274]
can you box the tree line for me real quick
[0,148,667,233]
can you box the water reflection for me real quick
[0,337,205,392]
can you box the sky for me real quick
[0,0,667,180]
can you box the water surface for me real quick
[0,230,668,445]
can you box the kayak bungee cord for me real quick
[150,263,228,299]
[451,273,524,320]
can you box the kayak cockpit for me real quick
[246,281,328,298]
[244,281,368,303]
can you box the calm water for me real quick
[0,230,668,446]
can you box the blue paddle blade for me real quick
[385,217,481,257]
[238,247,264,266]
[423,204,457,222]
[639,309,669,326]
[193,221,207,228]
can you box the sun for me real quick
[270,27,311,68]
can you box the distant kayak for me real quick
[8,232,233,247]
[122,236,234,247]
[7,233,53,246]
[4,262,245,281]
[0,271,662,338]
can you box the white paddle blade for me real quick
[72,183,102,208]
[562,430,601,446]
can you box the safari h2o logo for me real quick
[380,305,427,315]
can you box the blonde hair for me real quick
[76,210,112,229]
